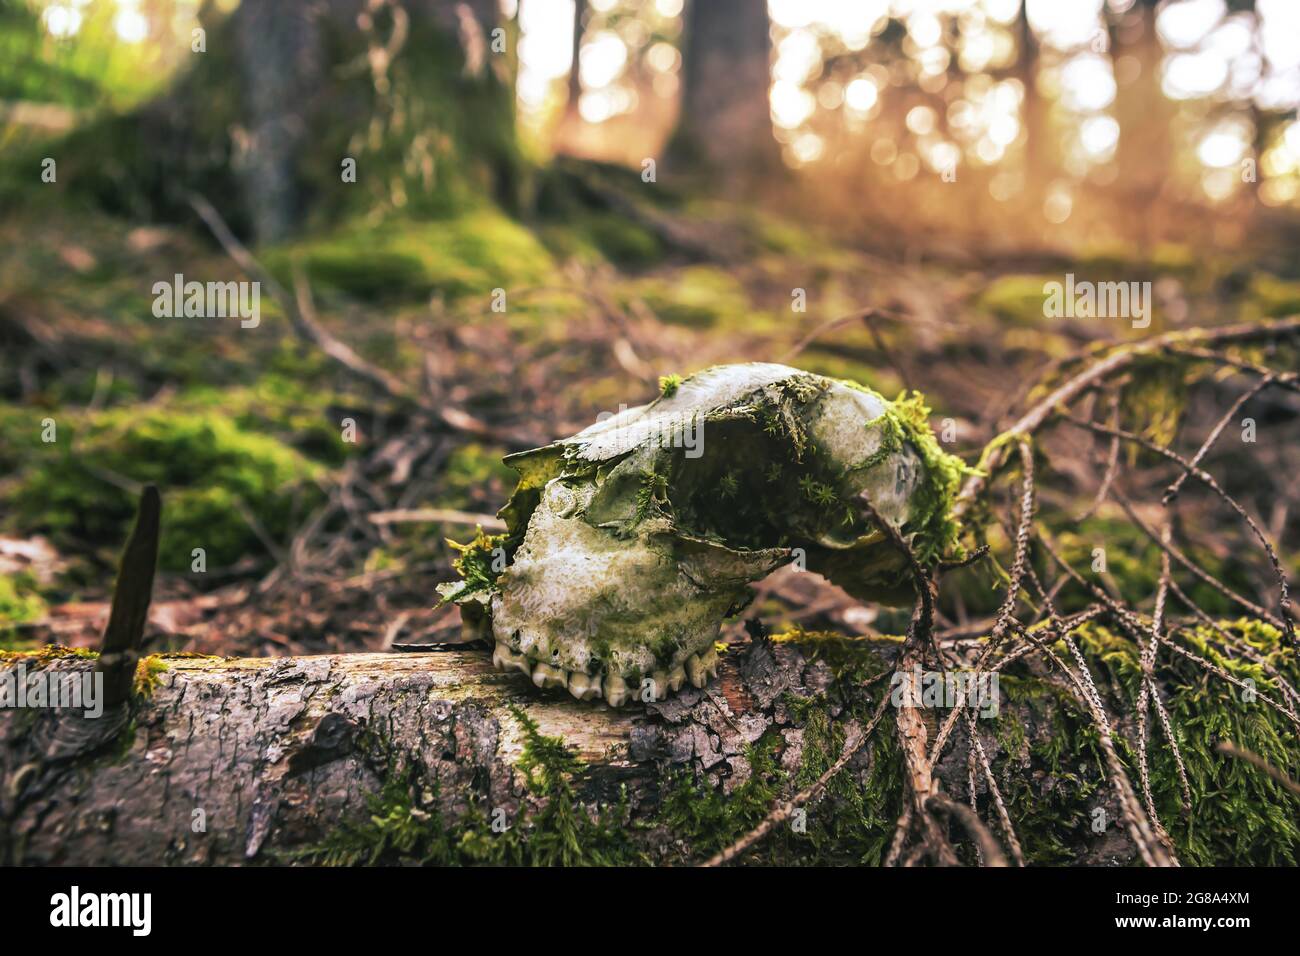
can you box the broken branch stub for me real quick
[97,485,161,708]
[440,363,968,706]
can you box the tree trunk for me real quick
[1110,0,1173,248]
[1,631,1145,866]
[1016,3,1050,236]
[669,0,778,179]
[232,0,325,244]
[567,0,587,115]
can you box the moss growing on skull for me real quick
[437,528,508,605]
[858,389,972,568]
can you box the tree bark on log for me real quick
[1,629,1144,866]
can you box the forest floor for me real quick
[4,178,1300,865]
[2,186,1298,661]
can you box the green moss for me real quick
[0,573,46,645]
[5,404,323,571]
[1071,619,1300,865]
[0,643,98,666]
[1119,358,1186,451]
[1048,511,1249,617]
[540,211,664,267]
[291,706,645,866]
[1245,273,1300,319]
[266,209,554,305]
[785,695,904,864]
[654,731,787,858]
[859,388,974,567]
[983,617,1300,865]
[132,655,169,698]
[975,275,1054,327]
[771,626,899,680]
[284,772,469,866]
[626,266,756,329]
[992,671,1106,864]
[436,527,508,605]
[630,469,669,529]
[658,373,682,398]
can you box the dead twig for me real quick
[1062,412,1294,645]
[925,791,1009,867]
[187,192,538,449]
[368,508,507,531]
[700,695,889,867]
[957,313,1300,519]
[1163,375,1275,504]
[1216,741,1300,797]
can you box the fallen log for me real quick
[0,631,890,865]
[6,613,1300,866]
[3,646,635,864]
[0,620,1152,868]
[4,495,1295,867]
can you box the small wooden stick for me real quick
[95,485,161,708]
[1216,741,1300,797]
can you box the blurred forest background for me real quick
[0,0,1298,670]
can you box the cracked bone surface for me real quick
[441,363,963,705]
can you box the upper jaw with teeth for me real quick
[440,363,961,705]
[492,640,717,706]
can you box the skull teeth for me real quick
[667,664,686,693]
[604,673,629,707]
[532,662,568,690]
[701,645,719,679]
[492,641,714,703]
[567,670,602,701]
[685,653,707,689]
[648,670,669,702]
[493,641,532,677]
[684,647,720,688]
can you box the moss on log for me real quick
[2,619,1296,866]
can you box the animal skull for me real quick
[440,363,963,706]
